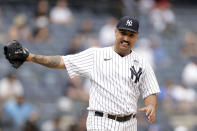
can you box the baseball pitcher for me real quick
[4,16,160,131]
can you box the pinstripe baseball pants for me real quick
[86,111,137,131]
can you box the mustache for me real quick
[121,40,130,45]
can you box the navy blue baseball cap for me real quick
[116,16,139,33]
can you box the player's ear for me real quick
[115,29,118,36]
[135,33,139,39]
[133,33,139,42]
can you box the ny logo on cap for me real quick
[126,20,133,26]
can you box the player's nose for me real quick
[122,35,130,41]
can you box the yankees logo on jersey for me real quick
[130,66,142,83]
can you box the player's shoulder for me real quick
[92,46,112,52]
[83,47,100,53]
[131,51,145,62]
[131,51,149,67]
[81,47,110,56]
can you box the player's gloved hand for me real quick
[4,40,29,69]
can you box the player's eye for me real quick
[129,34,134,37]
[120,32,126,36]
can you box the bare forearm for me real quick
[26,53,65,69]
[144,94,158,108]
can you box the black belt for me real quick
[94,111,136,122]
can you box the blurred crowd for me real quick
[0,0,197,131]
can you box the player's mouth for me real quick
[120,40,130,47]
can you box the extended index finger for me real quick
[138,107,147,113]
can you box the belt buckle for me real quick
[104,113,108,118]
[115,115,118,120]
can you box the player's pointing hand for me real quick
[138,105,156,123]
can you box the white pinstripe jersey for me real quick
[62,46,160,115]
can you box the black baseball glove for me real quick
[4,40,29,69]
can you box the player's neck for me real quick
[112,46,132,57]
